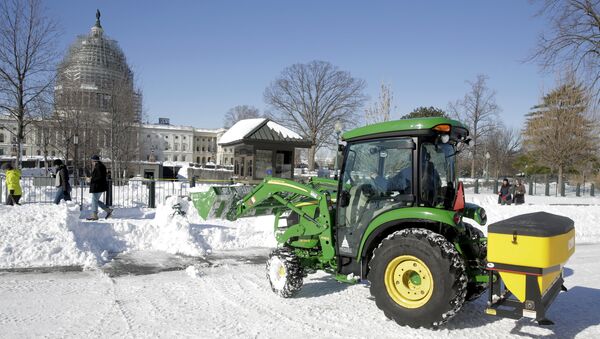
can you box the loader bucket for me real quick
[190,186,252,220]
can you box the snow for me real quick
[0,196,276,269]
[465,193,600,244]
[0,245,599,337]
[1,191,600,337]
[218,118,303,145]
[218,118,266,145]
[0,203,97,269]
[266,120,302,139]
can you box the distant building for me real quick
[139,120,233,166]
[218,118,311,180]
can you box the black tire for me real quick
[266,248,304,298]
[368,228,467,328]
[464,223,488,302]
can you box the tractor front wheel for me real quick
[266,248,304,298]
[368,228,467,327]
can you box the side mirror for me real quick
[339,190,351,207]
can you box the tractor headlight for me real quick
[440,134,450,143]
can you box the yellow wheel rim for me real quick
[384,255,434,308]
[278,265,286,278]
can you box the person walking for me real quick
[87,155,113,220]
[3,163,22,205]
[53,159,72,204]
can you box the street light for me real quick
[484,151,490,182]
[73,134,79,185]
[333,120,343,179]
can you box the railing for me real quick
[0,176,204,208]
[462,177,596,197]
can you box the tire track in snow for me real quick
[204,264,345,338]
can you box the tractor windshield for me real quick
[420,142,456,208]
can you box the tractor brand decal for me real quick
[269,180,308,193]
[247,196,256,207]
[341,236,350,249]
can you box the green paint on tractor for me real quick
[189,117,571,328]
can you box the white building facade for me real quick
[139,119,233,166]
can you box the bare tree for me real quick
[53,72,95,177]
[482,125,522,178]
[264,60,367,170]
[531,0,600,106]
[449,74,500,178]
[0,0,59,168]
[29,89,54,173]
[524,77,598,190]
[223,105,260,128]
[103,78,141,179]
[365,82,393,124]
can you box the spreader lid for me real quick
[488,212,574,237]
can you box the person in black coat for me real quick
[87,155,113,220]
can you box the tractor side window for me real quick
[338,138,413,229]
[420,143,455,208]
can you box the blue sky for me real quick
[46,1,554,129]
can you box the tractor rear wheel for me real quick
[368,228,467,327]
[266,247,304,298]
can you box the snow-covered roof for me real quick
[218,118,308,146]
[218,118,266,145]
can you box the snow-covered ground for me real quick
[0,197,276,269]
[0,245,598,338]
[0,193,599,337]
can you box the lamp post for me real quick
[484,151,490,182]
[334,120,343,179]
[73,133,79,184]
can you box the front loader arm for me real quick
[233,178,331,232]
[191,177,337,261]
[246,178,336,261]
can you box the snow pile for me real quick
[111,196,276,256]
[110,197,209,257]
[467,194,600,244]
[192,215,278,251]
[0,203,96,269]
[185,263,209,278]
[0,195,276,268]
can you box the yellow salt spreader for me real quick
[485,212,575,324]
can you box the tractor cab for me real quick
[335,118,469,258]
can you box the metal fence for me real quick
[0,176,198,208]
[462,177,596,197]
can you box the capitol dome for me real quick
[55,10,139,114]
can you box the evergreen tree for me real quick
[524,79,598,190]
[402,106,447,119]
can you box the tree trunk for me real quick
[558,165,563,196]
[308,145,316,171]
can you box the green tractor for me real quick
[192,117,573,327]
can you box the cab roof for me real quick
[342,117,467,142]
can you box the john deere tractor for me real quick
[192,117,574,327]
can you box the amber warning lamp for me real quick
[433,124,451,133]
